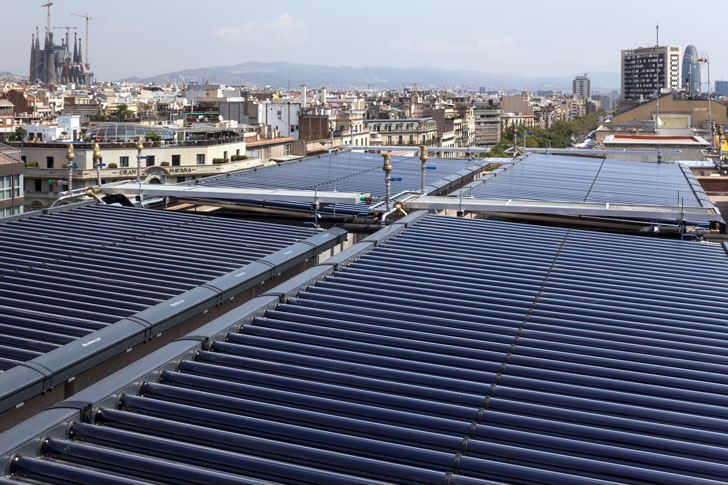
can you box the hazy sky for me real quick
[3,0,727,83]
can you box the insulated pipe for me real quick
[419,145,428,194]
[93,142,102,186]
[49,180,128,208]
[136,137,144,206]
[382,153,392,212]
[65,144,75,192]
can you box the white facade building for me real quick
[22,115,81,142]
[261,101,301,139]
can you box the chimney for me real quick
[321,87,327,105]
[301,85,307,109]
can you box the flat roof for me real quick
[245,136,294,147]
[604,134,709,146]
[2,213,728,483]
[0,153,21,166]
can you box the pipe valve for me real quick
[382,153,392,173]
[393,201,407,216]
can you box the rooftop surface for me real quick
[603,134,709,146]
[2,213,728,483]
[0,203,345,415]
[455,153,712,209]
[0,145,21,165]
[192,150,488,216]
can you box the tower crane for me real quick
[52,25,76,48]
[41,2,53,33]
[70,12,92,70]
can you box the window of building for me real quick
[223,151,228,160]
[46,156,54,168]
[172,154,181,166]
[21,155,26,163]
[398,135,403,144]
[35,179,41,192]
[235,149,240,156]
[0,176,9,200]
[146,155,155,167]
[120,156,129,167]
[409,135,413,143]
[196,154,205,165]
[176,177,185,183]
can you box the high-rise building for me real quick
[621,45,682,102]
[715,80,728,97]
[682,45,701,97]
[573,74,592,100]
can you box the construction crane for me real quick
[71,12,92,69]
[52,25,76,49]
[41,2,53,33]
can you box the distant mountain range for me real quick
[124,61,619,92]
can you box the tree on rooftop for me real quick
[11,127,27,141]
[114,104,134,120]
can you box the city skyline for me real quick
[2,0,728,85]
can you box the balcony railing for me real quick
[6,136,247,150]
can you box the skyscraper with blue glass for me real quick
[682,45,701,97]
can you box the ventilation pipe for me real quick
[136,137,144,206]
[93,142,103,186]
[382,153,392,212]
[419,145,428,194]
[65,144,76,192]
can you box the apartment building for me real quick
[621,45,682,102]
[0,144,23,217]
[364,118,438,146]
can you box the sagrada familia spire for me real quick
[29,10,90,85]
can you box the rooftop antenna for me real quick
[656,88,663,162]
[41,2,53,34]
[71,13,93,70]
